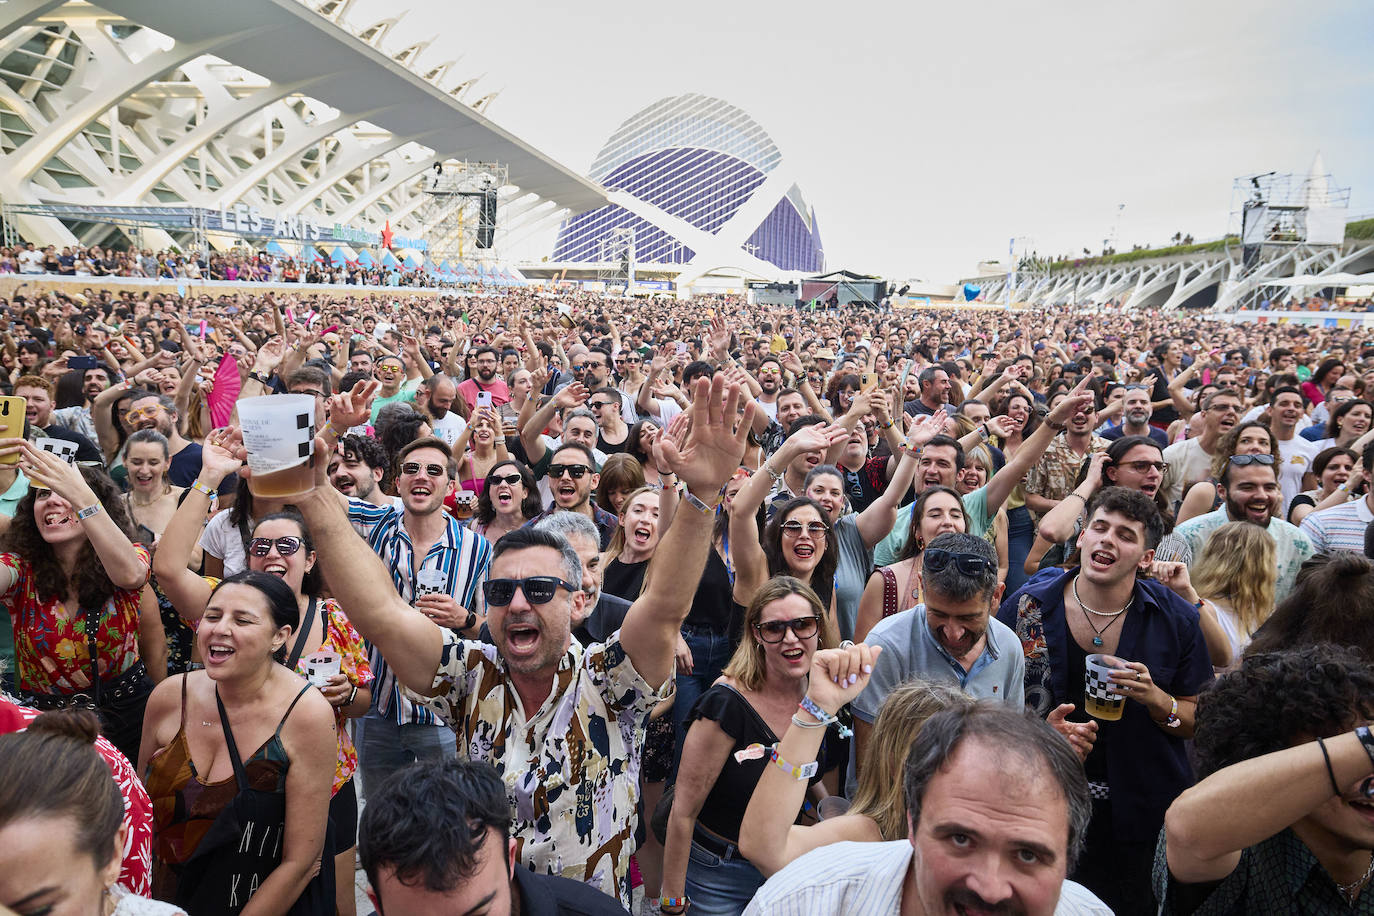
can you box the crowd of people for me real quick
[4,278,1374,916]
[0,241,484,287]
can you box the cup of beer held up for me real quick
[238,394,317,499]
[452,489,477,520]
[1084,653,1126,722]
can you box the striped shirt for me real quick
[347,499,492,725]
[1298,496,1374,555]
[744,840,1112,915]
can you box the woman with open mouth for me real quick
[0,438,155,764]
[445,405,508,518]
[661,577,841,916]
[122,428,198,679]
[601,487,666,602]
[154,434,372,916]
[468,458,540,544]
[139,569,338,914]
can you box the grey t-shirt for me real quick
[832,514,872,644]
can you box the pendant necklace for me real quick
[1071,575,1131,647]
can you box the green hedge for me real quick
[1346,218,1374,240]
[1047,237,1237,273]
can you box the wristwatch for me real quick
[248,371,271,385]
[462,610,477,632]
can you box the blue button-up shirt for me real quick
[997,567,1214,842]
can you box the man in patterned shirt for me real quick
[1025,390,1110,520]
[298,375,754,904]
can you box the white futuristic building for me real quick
[551,94,824,286]
[0,0,607,259]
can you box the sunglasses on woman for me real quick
[754,615,821,644]
[482,575,579,607]
[249,536,303,557]
[780,520,828,538]
[488,473,523,486]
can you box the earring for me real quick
[914,536,924,552]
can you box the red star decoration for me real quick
[380,221,394,250]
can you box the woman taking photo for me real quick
[660,577,841,916]
[0,708,184,915]
[448,405,508,503]
[154,437,372,916]
[0,439,155,763]
[138,570,336,914]
[468,458,540,543]
[729,425,844,646]
[1176,421,1281,524]
[853,485,966,642]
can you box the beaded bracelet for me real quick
[797,695,853,738]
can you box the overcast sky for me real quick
[355,0,1374,282]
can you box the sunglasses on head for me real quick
[1229,454,1275,467]
[923,547,997,578]
[754,615,821,644]
[548,463,590,479]
[401,461,448,478]
[249,536,302,557]
[482,575,579,606]
[488,472,523,486]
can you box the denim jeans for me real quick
[684,835,764,916]
[1005,504,1035,595]
[356,709,457,797]
[673,624,734,747]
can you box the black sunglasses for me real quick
[249,536,303,557]
[923,547,997,578]
[482,575,579,607]
[488,472,523,486]
[548,464,590,479]
[401,462,448,478]
[754,615,821,644]
[1229,454,1276,467]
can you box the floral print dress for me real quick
[0,547,151,695]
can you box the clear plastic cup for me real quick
[1084,653,1125,721]
[238,395,316,498]
[416,568,446,597]
[303,650,340,689]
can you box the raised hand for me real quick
[7,439,96,508]
[199,427,246,484]
[657,375,755,500]
[805,644,882,716]
[1045,375,1094,428]
[326,379,378,432]
[553,381,588,410]
[905,411,950,450]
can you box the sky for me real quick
[356,0,1374,282]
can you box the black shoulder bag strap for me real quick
[214,687,250,793]
[284,597,318,672]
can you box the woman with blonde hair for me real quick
[1190,521,1278,670]
[738,673,972,877]
[660,576,840,916]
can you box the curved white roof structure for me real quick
[554,93,823,284]
[0,0,606,252]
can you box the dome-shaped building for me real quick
[553,94,823,279]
